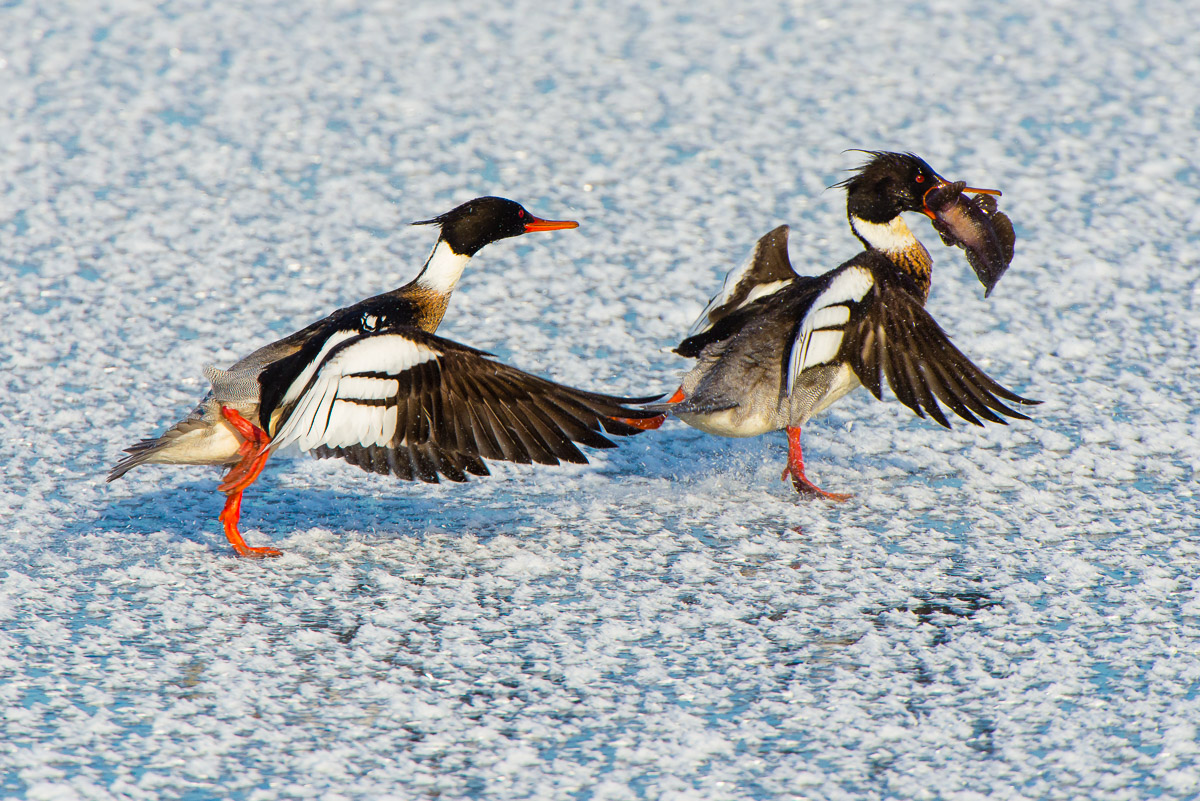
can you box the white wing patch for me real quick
[277,329,357,411]
[320,400,396,449]
[785,266,874,395]
[807,304,850,329]
[740,279,791,308]
[337,375,400,401]
[816,266,874,306]
[272,333,441,452]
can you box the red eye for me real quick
[915,174,925,183]
[518,209,525,218]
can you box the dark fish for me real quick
[924,181,1016,297]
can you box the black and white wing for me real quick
[839,279,1039,427]
[684,226,797,339]
[784,265,876,395]
[260,328,653,483]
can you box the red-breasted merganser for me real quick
[632,152,1037,498]
[109,197,656,557]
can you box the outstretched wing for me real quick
[840,282,1039,427]
[682,225,798,344]
[264,328,652,483]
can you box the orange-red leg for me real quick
[780,426,851,502]
[216,407,281,558]
[615,388,685,431]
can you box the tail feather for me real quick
[107,437,171,482]
[642,398,736,416]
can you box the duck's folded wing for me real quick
[841,287,1039,428]
[266,329,655,483]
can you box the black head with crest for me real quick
[837,151,1016,295]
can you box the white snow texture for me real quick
[2,1,1199,799]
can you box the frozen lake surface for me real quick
[2,0,1198,798]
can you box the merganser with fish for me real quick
[629,151,1037,498]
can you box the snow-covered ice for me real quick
[2,0,1198,798]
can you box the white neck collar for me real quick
[414,239,472,294]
